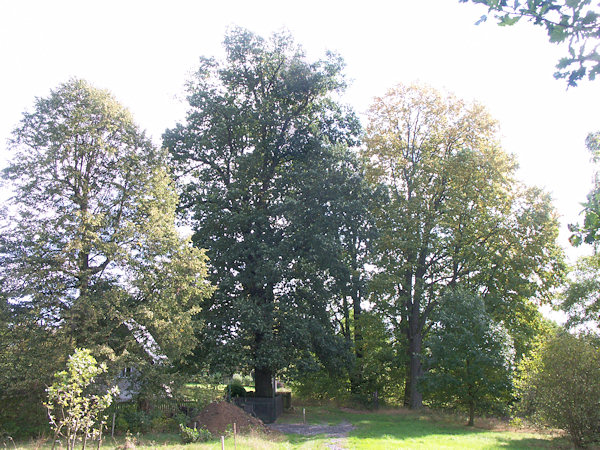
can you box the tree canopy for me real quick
[163,28,363,397]
[0,79,213,400]
[364,83,564,408]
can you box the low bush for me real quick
[224,382,246,399]
[179,423,212,443]
[111,404,185,434]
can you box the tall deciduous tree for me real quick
[365,83,564,408]
[163,28,361,397]
[0,79,213,400]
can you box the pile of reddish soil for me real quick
[191,401,266,435]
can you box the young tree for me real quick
[420,290,514,426]
[45,348,118,450]
[163,28,362,397]
[0,79,213,401]
[364,83,564,408]
[460,0,600,86]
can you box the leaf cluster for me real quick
[460,0,600,86]
[45,349,118,449]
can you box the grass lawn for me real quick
[11,406,572,449]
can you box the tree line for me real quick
[1,26,598,445]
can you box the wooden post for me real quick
[111,412,116,438]
[233,423,237,449]
[303,408,306,424]
[221,435,225,450]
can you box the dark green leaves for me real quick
[164,28,362,390]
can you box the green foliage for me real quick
[570,131,600,248]
[0,78,213,405]
[349,311,406,407]
[515,331,600,447]
[45,349,118,449]
[242,374,254,386]
[181,381,223,407]
[164,27,361,396]
[420,290,515,426]
[109,404,187,434]
[179,423,212,444]
[460,0,600,86]
[113,405,153,434]
[290,367,351,403]
[365,83,564,408]
[224,381,247,399]
[0,396,48,438]
[557,254,600,330]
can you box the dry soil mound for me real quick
[191,401,266,435]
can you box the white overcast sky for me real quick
[1,0,599,264]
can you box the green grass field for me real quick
[11,406,571,449]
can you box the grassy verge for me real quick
[10,406,571,449]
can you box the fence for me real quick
[109,399,202,415]
[232,394,284,423]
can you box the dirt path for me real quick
[267,421,355,449]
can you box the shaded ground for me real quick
[268,421,354,437]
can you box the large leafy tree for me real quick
[421,289,515,426]
[365,83,564,408]
[460,0,600,86]
[163,28,361,397]
[0,79,213,401]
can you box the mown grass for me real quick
[10,406,572,449]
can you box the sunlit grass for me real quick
[12,406,571,449]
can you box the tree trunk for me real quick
[468,400,475,426]
[350,285,364,396]
[254,367,273,397]
[405,329,423,409]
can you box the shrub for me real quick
[232,373,244,385]
[179,424,212,443]
[113,404,152,433]
[224,382,246,399]
[515,331,600,447]
[150,415,178,433]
